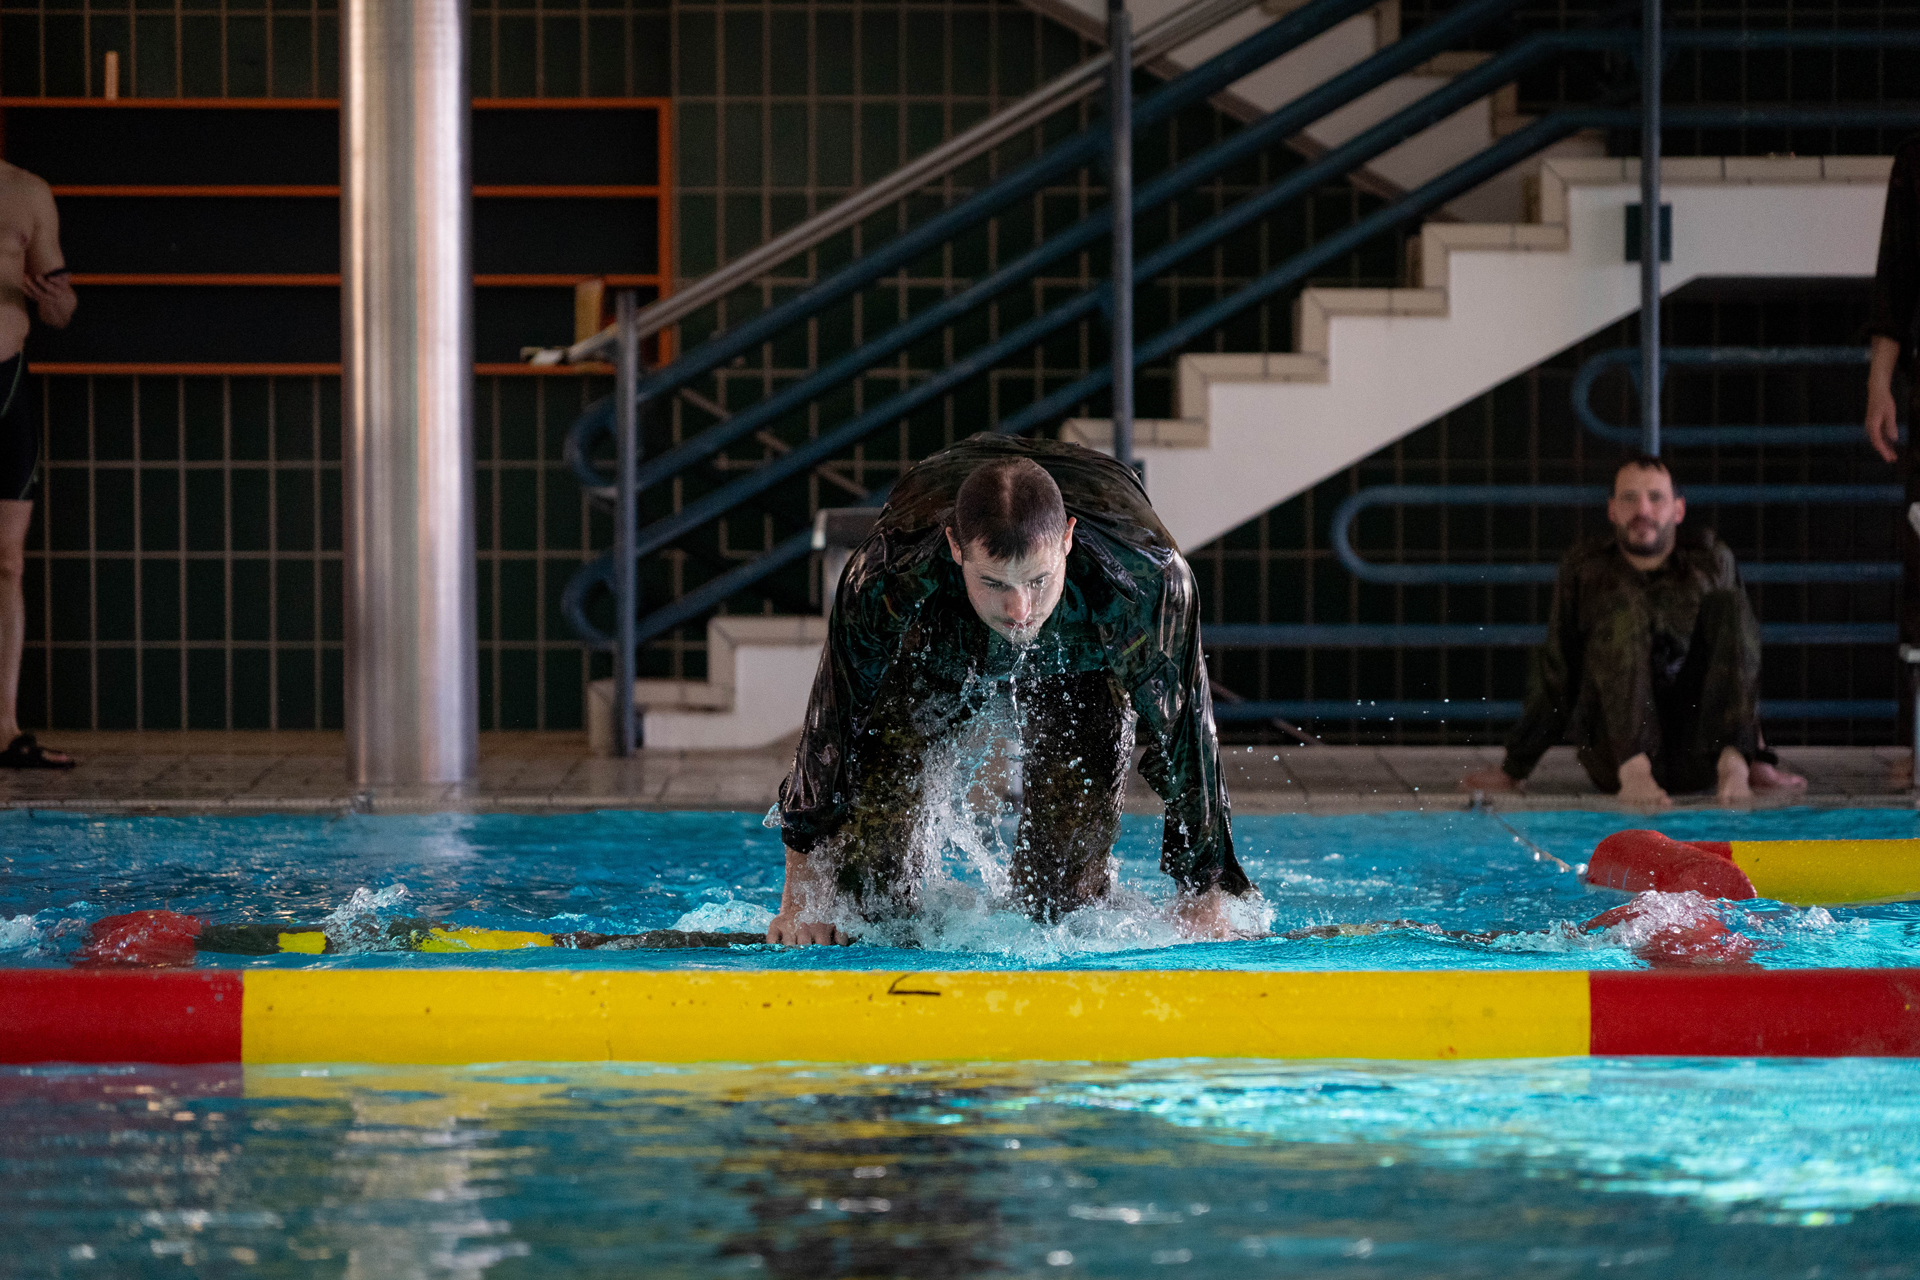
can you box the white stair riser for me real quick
[641,642,826,751]
[1141,173,1886,550]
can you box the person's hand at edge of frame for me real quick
[22,268,75,329]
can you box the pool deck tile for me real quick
[0,732,1909,815]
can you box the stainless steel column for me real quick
[341,0,478,787]
[612,290,640,757]
[1639,0,1662,456]
[1107,0,1135,472]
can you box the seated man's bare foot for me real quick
[1459,765,1521,794]
[1748,759,1807,792]
[1715,746,1753,803]
[1615,753,1671,808]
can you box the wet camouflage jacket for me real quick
[777,434,1251,896]
[1502,529,1755,779]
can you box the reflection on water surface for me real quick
[6,1058,1920,1277]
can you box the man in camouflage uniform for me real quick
[1462,456,1803,806]
[767,435,1254,945]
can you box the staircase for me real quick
[563,0,1912,751]
[1021,0,1604,222]
[1063,156,1891,551]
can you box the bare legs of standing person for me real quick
[0,498,68,765]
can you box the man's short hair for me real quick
[1614,452,1673,487]
[952,457,1068,561]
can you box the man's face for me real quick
[946,518,1076,644]
[1608,465,1685,562]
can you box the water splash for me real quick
[671,900,776,933]
[0,914,37,952]
[321,884,414,952]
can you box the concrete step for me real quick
[1064,155,1892,551]
[588,615,827,753]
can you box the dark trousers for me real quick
[833,667,1130,922]
[1575,590,1761,794]
[1903,404,1920,756]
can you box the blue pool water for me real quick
[1,805,1917,970]
[5,1057,1920,1277]
[5,806,1920,1274]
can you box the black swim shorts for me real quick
[0,352,35,502]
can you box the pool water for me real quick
[5,1057,1920,1277]
[5,806,1920,1274]
[0,805,1917,970]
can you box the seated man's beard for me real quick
[1616,518,1674,557]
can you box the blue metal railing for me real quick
[1210,699,1899,723]
[1329,485,1904,586]
[557,3,1920,735]
[1573,346,1887,447]
[1203,622,1898,647]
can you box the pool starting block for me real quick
[2,968,1916,1065]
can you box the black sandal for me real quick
[0,732,75,769]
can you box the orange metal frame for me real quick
[70,274,664,288]
[29,362,615,377]
[54,185,661,198]
[5,96,674,377]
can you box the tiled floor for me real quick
[0,732,1910,814]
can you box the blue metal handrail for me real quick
[1210,699,1897,723]
[1573,346,1883,447]
[1329,484,1903,586]
[563,0,1393,494]
[1202,622,1896,647]
[565,0,1522,502]
[562,18,1920,648]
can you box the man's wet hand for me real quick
[1460,766,1519,794]
[1169,887,1241,940]
[766,912,851,946]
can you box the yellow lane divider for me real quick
[240,969,1591,1064]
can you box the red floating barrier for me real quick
[1585,830,1757,900]
[0,971,243,1064]
[1591,969,1920,1057]
[74,910,207,969]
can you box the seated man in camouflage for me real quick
[1461,454,1805,806]
[768,435,1256,946]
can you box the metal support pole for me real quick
[341,0,477,787]
[1639,0,1662,456]
[613,290,640,756]
[1108,0,1136,472]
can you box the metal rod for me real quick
[1328,483,1903,585]
[1108,0,1135,472]
[1209,699,1898,723]
[613,290,640,756]
[1639,0,1662,455]
[1572,346,1877,446]
[341,0,477,788]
